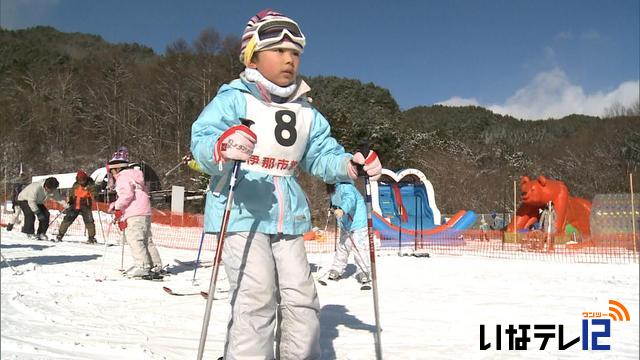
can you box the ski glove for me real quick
[181,153,192,164]
[214,124,257,163]
[333,208,344,218]
[113,209,127,231]
[347,150,382,181]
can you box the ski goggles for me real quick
[254,19,306,50]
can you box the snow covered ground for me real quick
[1,227,638,359]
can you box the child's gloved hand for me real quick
[113,209,124,222]
[333,208,344,218]
[181,153,192,164]
[214,125,257,163]
[347,150,382,181]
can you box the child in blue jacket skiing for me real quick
[190,9,382,360]
[326,182,371,285]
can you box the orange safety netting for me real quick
[1,201,637,264]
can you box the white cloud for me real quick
[0,0,59,30]
[554,31,573,41]
[581,30,602,41]
[437,68,640,120]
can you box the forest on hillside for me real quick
[1,26,638,222]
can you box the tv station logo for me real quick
[480,299,631,351]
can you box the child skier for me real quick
[16,177,67,241]
[56,170,97,243]
[190,9,382,359]
[326,182,372,285]
[107,147,163,279]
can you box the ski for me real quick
[174,259,213,268]
[400,252,430,258]
[137,274,164,281]
[199,290,227,299]
[163,286,201,296]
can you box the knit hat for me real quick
[107,146,130,170]
[239,9,305,66]
[76,170,89,181]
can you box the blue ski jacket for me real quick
[191,76,353,235]
[331,182,367,232]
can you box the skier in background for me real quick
[107,147,163,279]
[326,182,372,285]
[16,177,67,241]
[5,172,30,232]
[55,170,97,244]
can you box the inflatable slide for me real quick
[370,169,476,246]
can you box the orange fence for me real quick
[2,201,637,264]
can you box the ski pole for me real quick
[94,195,106,244]
[191,230,206,284]
[323,207,332,235]
[164,161,184,177]
[120,229,125,271]
[197,118,254,360]
[356,142,383,360]
[48,210,64,227]
[1,253,23,275]
[96,221,113,280]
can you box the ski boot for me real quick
[6,223,13,231]
[328,270,341,281]
[86,237,97,244]
[124,266,151,279]
[355,272,371,285]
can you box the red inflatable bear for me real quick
[507,176,592,235]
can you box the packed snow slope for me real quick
[1,228,638,359]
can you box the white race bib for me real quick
[242,95,312,176]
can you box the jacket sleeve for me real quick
[299,109,352,183]
[190,88,246,176]
[337,184,357,215]
[113,178,134,211]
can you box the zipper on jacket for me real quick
[274,176,285,233]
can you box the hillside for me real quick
[1,26,638,221]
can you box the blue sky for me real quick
[2,0,638,119]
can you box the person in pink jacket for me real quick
[107,147,163,279]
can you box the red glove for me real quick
[113,209,127,231]
[214,124,257,163]
[118,219,128,231]
[347,150,382,181]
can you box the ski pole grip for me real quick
[357,141,371,178]
[239,118,254,128]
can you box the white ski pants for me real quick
[330,227,370,275]
[124,216,162,269]
[222,232,320,360]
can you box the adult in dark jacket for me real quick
[56,170,97,243]
[16,177,67,241]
